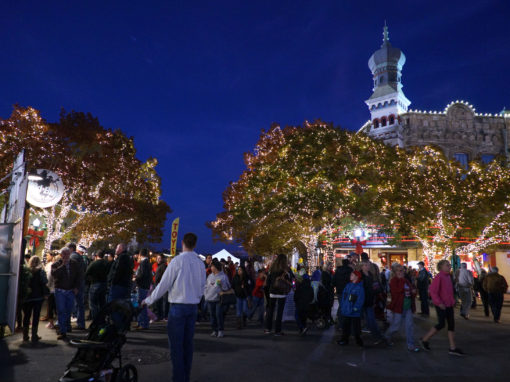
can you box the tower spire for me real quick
[383,21,389,45]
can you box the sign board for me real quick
[26,169,64,208]
[170,217,180,256]
[0,224,14,324]
[1,151,28,333]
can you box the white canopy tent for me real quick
[212,249,233,262]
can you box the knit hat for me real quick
[352,270,362,283]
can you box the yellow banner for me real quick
[170,217,180,256]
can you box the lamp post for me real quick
[32,218,41,256]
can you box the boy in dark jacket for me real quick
[294,270,314,335]
[338,270,365,346]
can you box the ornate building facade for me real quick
[333,26,510,276]
[360,25,510,163]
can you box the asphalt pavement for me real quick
[1,298,510,382]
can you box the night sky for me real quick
[1,1,509,254]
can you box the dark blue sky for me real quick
[1,1,509,254]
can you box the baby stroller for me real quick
[307,281,331,329]
[59,299,138,382]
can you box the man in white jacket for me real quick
[142,233,206,382]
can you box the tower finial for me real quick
[383,21,389,44]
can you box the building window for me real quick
[380,76,384,84]
[454,153,469,169]
[381,117,387,127]
[373,119,380,128]
[389,115,395,125]
[481,154,495,164]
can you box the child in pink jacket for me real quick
[420,260,464,356]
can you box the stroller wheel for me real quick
[315,318,326,330]
[116,364,137,382]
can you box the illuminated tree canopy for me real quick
[0,106,171,250]
[209,121,396,259]
[210,120,510,265]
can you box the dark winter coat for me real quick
[135,258,152,290]
[362,272,375,307]
[333,265,352,296]
[266,270,292,297]
[155,262,167,285]
[108,251,134,288]
[85,259,109,284]
[52,259,82,291]
[294,277,314,310]
[232,274,253,298]
[26,268,48,302]
[417,268,431,290]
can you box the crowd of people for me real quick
[15,234,509,382]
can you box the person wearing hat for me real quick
[337,270,365,346]
[384,264,420,352]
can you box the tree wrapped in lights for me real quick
[378,145,510,271]
[210,121,396,261]
[0,106,170,250]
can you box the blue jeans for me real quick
[167,304,197,382]
[108,284,130,302]
[208,301,224,332]
[364,306,383,340]
[89,282,107,321]
[236,297,248,317]
[249,296,264,323]
[73,282,85,328]
[385,308,415,349]
[54,289,75,335]
[137,288,150,328]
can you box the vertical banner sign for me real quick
[170,218,180,256]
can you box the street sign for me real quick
[0,224,14,324]
[170,217,180,256]
[26,169,64,208]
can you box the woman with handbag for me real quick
[23,256,48,343]
[264,254,292,336]
[204,259,232,338]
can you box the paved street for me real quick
[2,299,510,382]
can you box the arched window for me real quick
[373,119,380,128]
[380,75,384,84]
[381,117,387,127]
[389,115,395,125]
